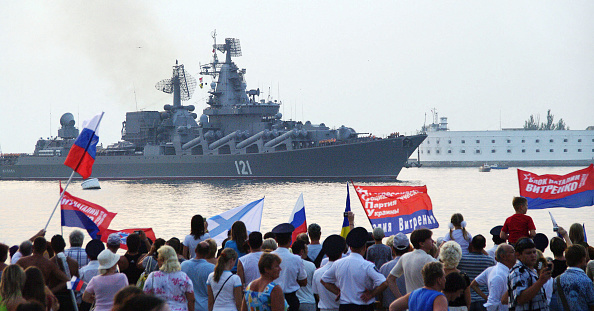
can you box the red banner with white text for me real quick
[353,184,439,235]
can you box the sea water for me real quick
[1,167,592,256]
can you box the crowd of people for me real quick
[1,196,594,311]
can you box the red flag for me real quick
[100,228,157,250]
[352,184,439,235]
[518,165,594,209]
[60,185,117,239]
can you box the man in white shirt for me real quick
[313,235,346,311]
[471,244,516,311]
[272,223,307,311]
[293,240,316,311]
[321,227,387,311]
[388,228,437,294]
[237,231,264,288]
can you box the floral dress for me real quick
[244,281,288,311]
[144,270,194,311]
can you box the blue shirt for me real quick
[181,258,215,311]
[556,267,594,310]
[224,240,247,273]
[408,288,445,311]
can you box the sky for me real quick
[1,1,593,153]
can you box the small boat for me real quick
[490,163,509,169]
[478,164,491,172]
[81,178,101,190]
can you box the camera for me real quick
[344,212,349,217]
[553,226,558,232]
[134,230,143,235]
[547,263,553,270]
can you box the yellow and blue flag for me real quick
[340,182,351,239]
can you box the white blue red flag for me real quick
[64,112,104,179]
[206,198,265,244]
[289,193,307,243]
[60,185,116,239]
[518,165,594,209]
[99,228,157,250]
[67,276,84,291]
[353,184,439,235]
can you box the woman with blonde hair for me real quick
[207,248,242,311]
[82,249,129,311]
[144,245,195,311]
[0,265,27,311]
[443,213,472,255]
[438,241,470,311]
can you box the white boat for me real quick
[413,110,594,167]
[81,178,100,190]
[478,164,491,172]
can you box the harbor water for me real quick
[1,167,593,256]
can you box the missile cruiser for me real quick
[0,34,426,180]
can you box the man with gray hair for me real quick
[65,230,89,267]
[10,240,33,264]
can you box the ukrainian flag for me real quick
[340,182,351,239]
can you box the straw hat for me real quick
[98,249,120,270]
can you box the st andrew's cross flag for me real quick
[60,185,116,239]
[206,198,265,244]
[518,164,594,209]
[353,184,438,235]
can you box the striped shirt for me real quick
[457,252,496,303]
[65,247,89,268]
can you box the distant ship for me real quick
[0,34,426,180]
[415,110,594,167]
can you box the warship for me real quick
[0,35,426,180]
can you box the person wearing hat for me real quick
[82,249,129,311]
[367,227,392,270]
[321,227,387,311]
[388,228,437,294]
[106,233,128,272]
[271,223,307,311]
[381,233,410,310]
[312,234,347,311]
[487,225,505,259]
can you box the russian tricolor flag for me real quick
[289,193,307,243]
[64,112,104,179]
[67,276,84,291]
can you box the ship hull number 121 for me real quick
[234,160,253,175]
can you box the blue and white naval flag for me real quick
[206,198,265,244]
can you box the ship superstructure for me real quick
[1,34,426,180]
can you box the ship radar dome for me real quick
[275,113,282,120]
[60,113,75,127]
[199,114,209,124]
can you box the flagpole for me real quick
[45,170,76,231]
